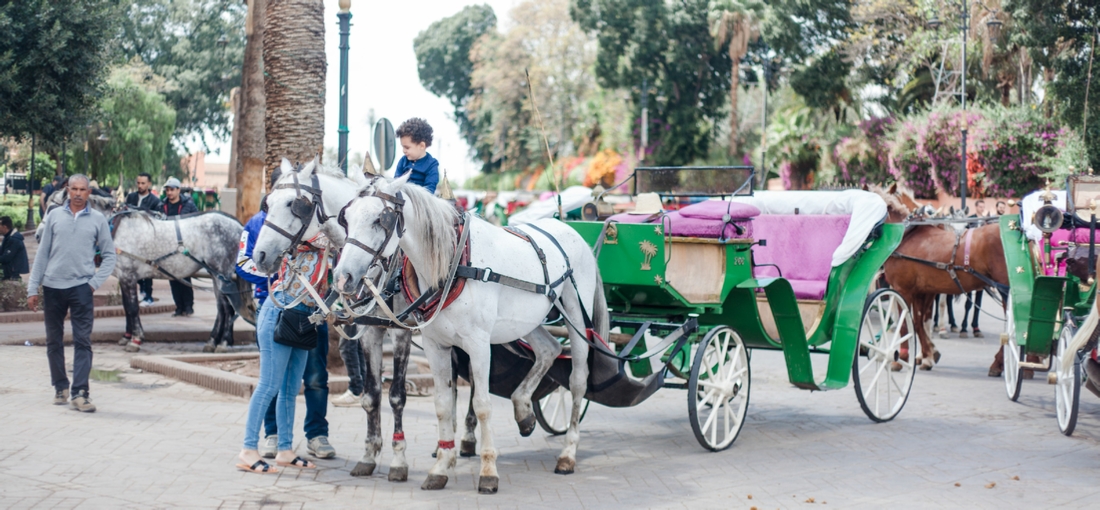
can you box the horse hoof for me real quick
[1022,370,1035,380]
[387,466,408,482]
[477,475,499,494]
[933,351,942,363]
[1048,372,1058,385]
[554,457,575,475]
[459,440,478,458]
[988,368,1002,377]
[890,362,902,372]
[919,363,933,371]
[214,345,229,353]
[517,414,537,437]
[959,332,968,338]
[1085,379,1100,399]
[120,336,133,346]
[350,462,376,477]
[421,474,448,490]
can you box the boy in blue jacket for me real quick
[393,118,440,194]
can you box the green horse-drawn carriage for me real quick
[999,175,1100,435]
[520,167,917,451]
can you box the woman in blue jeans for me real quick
[237,235,332,473]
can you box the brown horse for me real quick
[867,185,1010,371]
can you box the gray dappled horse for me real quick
[110,210,256,352]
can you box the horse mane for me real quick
[377,177,458,286]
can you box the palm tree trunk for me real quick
[728,52,740,159]
[263,0,326,186]
[236,0,267,221]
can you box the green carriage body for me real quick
[566,219,905,391]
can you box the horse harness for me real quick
[889,222,1010,296]
[263,170,332,259]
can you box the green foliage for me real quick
[573,0,732,165]
[0,203,41,231]
[91,61,178,182]
[789,50,851,112]
[0,0,121,143]
[413,4,497,154]
[115,0,245,148]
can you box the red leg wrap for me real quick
[392,432,405,441]
[438,440,455,450]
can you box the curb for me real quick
[0,304,177,324]
[1,328,256,347]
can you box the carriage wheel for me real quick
[1055,314,1082,436]
[1003,296,1024,402]
[853,289,916,422]
[687,326,750,452]
[533,385,590,436]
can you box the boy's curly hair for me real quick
[395,118,433,147]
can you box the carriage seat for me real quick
[1044,228,1097,276]
[605,200,760,239]
[751,215,851,300]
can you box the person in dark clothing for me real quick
[125,173,163,305]
[959,201,989,338]
[393,117,440,194]
[39,175,62,218]
[161,177,199,316]
[0,216,29,280]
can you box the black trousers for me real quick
[169,278,194,313]
[43,284,95,394]
[138,278,153,301]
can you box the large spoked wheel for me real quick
[688,326,750,452]
[853,288,916,422]
[1055,315,1082,436]
[1003,296,1024,401]
[533,385,590,435]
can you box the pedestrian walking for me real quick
[0,216,29,280]
[26,174,116,412]
[125,173,162,307]
[161,177,198,316]
[960,201,989,338]
[235,199,335,460]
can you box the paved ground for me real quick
[2,298,1100,509]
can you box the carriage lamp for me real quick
[1033,203,1063,234]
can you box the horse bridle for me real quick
[338,187,405,272]
[262,168,331,257]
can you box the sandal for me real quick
[236,459,279,474]
[276,456,317,469]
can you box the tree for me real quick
[710,0,764,158]
[413,5,497,155]
[0,0,121,144]
[572,0,732,165]
[235,0,266,220]
[465,0,599,173]
[116,0,246,150]
[90,59,178,183]
[263,0,325,184]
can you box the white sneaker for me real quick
[139,299,154,308]
[258,435,277,459]
[330,389,360,407]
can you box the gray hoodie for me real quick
[27,200,116,296]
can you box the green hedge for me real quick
[0,204,41,230]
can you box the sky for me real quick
[206,0,521,183]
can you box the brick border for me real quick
[0,304,176,324]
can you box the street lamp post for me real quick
[337,0,352,175]
[928,1,1002,212]
[26,134,36,231]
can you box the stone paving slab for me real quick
[2,301,1100,508]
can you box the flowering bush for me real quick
[834,117,893,186]
[981,107,1081,197]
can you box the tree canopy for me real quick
[0,0,121,144]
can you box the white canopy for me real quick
[508,186,596,225]
[729,190,889,267]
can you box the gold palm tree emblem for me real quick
[639,240,657,270]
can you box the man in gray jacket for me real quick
[27,174,116,412]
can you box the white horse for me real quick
[251,158,429,481]
[332,174,608,494]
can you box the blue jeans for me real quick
[242,298,309,451]
[264,322,329,440]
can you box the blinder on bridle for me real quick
[262,165,330,256]
[338,187,406,272]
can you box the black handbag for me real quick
[273,307,319,350]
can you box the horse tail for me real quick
[591,271,609,345]
[1064,298,1099,371]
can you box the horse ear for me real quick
[862,184,870,191]
[280,158,294,175]
[888,183,897,195]
[348,166,367,186]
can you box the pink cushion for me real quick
[1050,228,1095,246]
[607,212,659,223]
[677,200,760,220]
[752,215,851,300]
[665,211,753,239]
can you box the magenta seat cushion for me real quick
[751,215,851,300]
[1050,228,1095,246]
[677,200,761,220]
[665,211,753,239]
